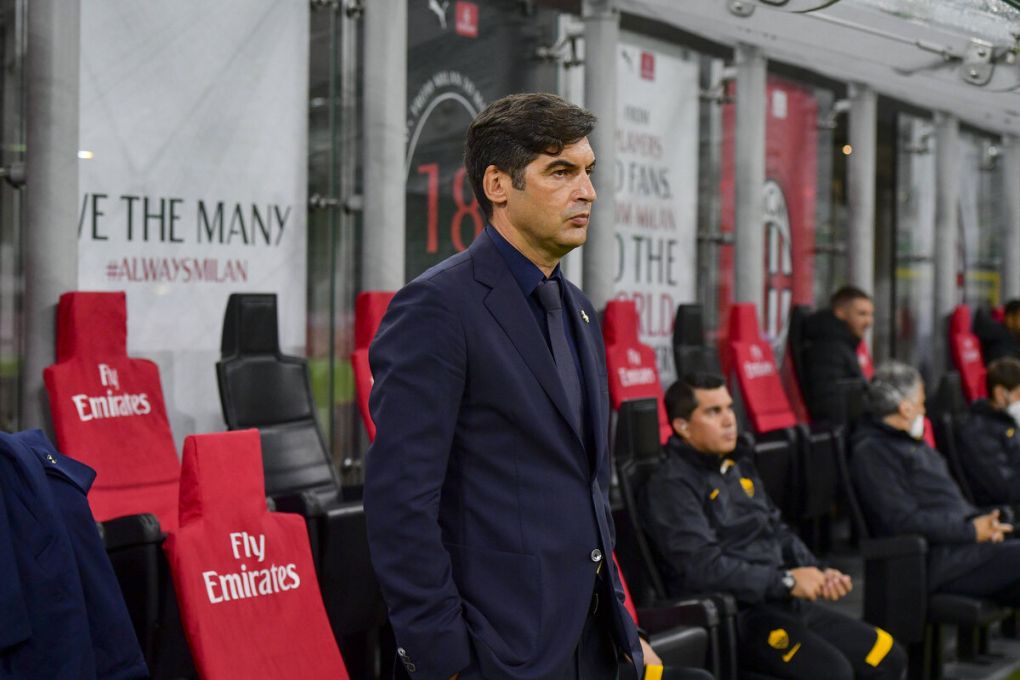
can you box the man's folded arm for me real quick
[364,278,473,679]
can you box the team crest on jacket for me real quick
[740,477,755,497]
[768,628,790,650]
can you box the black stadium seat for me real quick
[672,304,721,378]
[216,293,386,678]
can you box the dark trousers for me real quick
[738,601,907,680]
[936,540,1020,606]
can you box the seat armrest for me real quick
[98,513,163,550]
[861,534,927,560]
[637,597,719,632]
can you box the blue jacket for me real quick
[364,231,642,680]
[0,430,146,679]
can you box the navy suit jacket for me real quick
[364,231,642,680]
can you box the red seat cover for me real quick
[613,553,639,624]
[856,341,875,380]
[603,300,672,445]
[351,291,395,442]
[949,305,987,402]
[725,304,797,434]
[43,292,179,530]
[164,430,348,680]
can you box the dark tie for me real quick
[535,279,583,433]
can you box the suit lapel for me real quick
[472,234,584,444]
[562,283,607,471]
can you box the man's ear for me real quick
[993,384,1008,408]
[672,417,689,438]
[482,165,510,210]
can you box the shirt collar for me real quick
[486,224,561,298]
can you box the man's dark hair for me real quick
[830,285,871,309]
[464,93,596,219]
[665,373,726,421]
[987,357,1020,396]
[1004,299,1020,317]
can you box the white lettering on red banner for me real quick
[71,363,153,422]
[618,366,657,387]
[742,360,776,380]
[202,531,301,605]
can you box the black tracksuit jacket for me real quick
[800,310,864,423]
[638,436,818,606]
[956,399,1020,506]
[850,418,1000,590]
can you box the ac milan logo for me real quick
[762,180,792,351]
[750,345,763,361]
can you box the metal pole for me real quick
[934,112,960,371]
[847,83,876,295]
[362,0,406,291]
[1003,135,1020,301]
[734,43,766,307]
[22,0,79,431]
[582,0,618,310]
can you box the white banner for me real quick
[78,1,309,448]
[615,33,700,386]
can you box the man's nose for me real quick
[577,172,597,203]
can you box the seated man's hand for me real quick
[640,636,663,667]
[973,509,1014,543]
[789,566,827,601]
[819,568,853,601]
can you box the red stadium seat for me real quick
[351,291,395,442]
[44,291,179,530]
[948,305,987,402]
[164,429,349,680]
[603,300,672,445]
[724,304,797,434]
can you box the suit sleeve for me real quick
[851,442,976,544]
[0,485,30,650]
[803,341,860,423]
[363,278,472,679]
[639,470,788,605]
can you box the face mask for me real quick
[1007,401,1020,426]
[909,414,925,440]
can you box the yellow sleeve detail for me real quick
[644,664,664,680]
[865,628,894,667]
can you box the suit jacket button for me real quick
[590,548,603,563]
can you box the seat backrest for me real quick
[603,300,672,445]
[724,304,797,434]
[612,398,670,606]
[43,292,180,530]
[781,305,812,423]
[351,291,395,442]
[948,305,987,402]
[216,293,334,497]
[164,429,348,680]
[671,304,722,378]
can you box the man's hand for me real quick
[819,568,853,601]
[973,509,1014,543]
[788,567,828,601]
[639,636,663,667]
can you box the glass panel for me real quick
[959,129,1004,311]
[307,4,361,482]
[0,0,24,432]
[893,113,936,379]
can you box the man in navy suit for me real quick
[364,93,643,680]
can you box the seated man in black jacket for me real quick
[801,286,873,423]
[639,373,906,680]
[851,361,1020,605]
[956,357,1020,507]
[976,299,1020,363]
